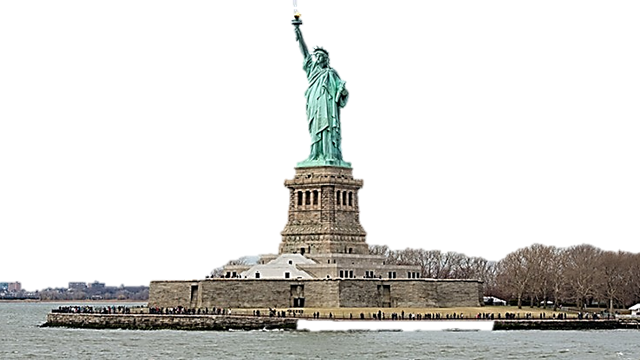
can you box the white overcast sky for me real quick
[1,1,639,291]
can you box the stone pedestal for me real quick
[280,166,368,255]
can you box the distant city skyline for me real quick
[1,280,147,292]
[2,0,639,290]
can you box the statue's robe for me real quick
[303,54,349,163]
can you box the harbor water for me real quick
[1,302,639,359]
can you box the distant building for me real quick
[89,281,105,290]
[8,282,21,292]
[0,282,21,292]
[68,282,88,290]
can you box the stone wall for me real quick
[149,278,482,309]
[198,280,293,309]
[383,281,438,308]
[43,313,296,331]
[338,280,381,307]
[148,280,193,308]
[302,281,340,308]
[436,280,484,308]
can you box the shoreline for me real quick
[42,313,297,331]
[41,312,640,331]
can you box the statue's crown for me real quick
[313,47,329,56]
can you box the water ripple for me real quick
[2,303,640,359]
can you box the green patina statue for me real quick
[294,22,351,168]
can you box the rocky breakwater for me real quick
[42,313,298,331]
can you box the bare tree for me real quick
[469,257,496,284]
[564,244,603,309]
[370,247,492,285]
[547,246,567,311]
[482,261,500,297]
[626,253,640,307]
[369,244,391,257]
[209,256,252,278]
[370,242,640,311]
[496,246,535,309]
[598,251,633,313]
[391,248,420,266]
[438,251,465,279]
[421,250,443,278]
[526,244,557,308]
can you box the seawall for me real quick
[493,319,640,330]
[42,313,297,331]
[42,313,640,331]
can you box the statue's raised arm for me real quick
[294,25,310,59]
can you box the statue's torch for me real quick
[292,0,302,25]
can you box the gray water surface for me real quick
[1,302,639,359]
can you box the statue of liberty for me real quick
[293,21,351,168]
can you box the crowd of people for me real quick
[148,306,228,315]
[52,306,132,314]
[577,311,612,320]
[252,309,582,321]
[52,305,611,321]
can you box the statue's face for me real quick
[315,52,329,68]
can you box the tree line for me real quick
[370,244,640,313]
[37,287,149,301]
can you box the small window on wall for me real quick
[297,191,303,206]
[336,191,340,205]
[305,191,311,205]
[284,272,290,279]
[255,272,260,279]
[339,270,344,278]
[348,192,353,206]
[313,190,318,205]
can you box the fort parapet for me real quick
[149,278,483,309]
